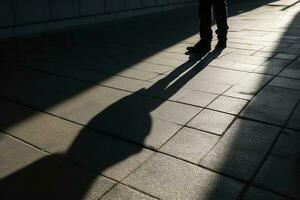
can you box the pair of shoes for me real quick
[215,40,227,50]
[186,40,211,54]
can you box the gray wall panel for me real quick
[80,0,105,15]
[51,0,80,20]
[14,0,50,25]
[0,0,14,27]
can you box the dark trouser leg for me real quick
[199,0,213,43]
[213,0,229,41]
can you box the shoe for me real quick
[187,40,211,54]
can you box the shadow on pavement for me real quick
[207,9,300,200]
[0,50,223,199]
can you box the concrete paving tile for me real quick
[209,59,235,69]
[160,127,219,163]
[227,43,264,51]
[226,63,259,72]
[252,51,276,58]
[261,58,291,68]
[243,187,291,200]
[269,77,300,90]
[188,109,235,135]
[51,92,183,149]
[176,90,218,107]
[151,101,202,125]
[21,60,152,92]
[100,184,158,200]
[144,56,185,68]
[241,86,300,125]
[208,96,249,115]
[0,133,46,179]
[123,153,243,200]
[287,104,300,130]
[0,133,116,200]
[279,58,300,79]
[101,76,152,92]
[231,49,256,56]
[280,68,300,79]
[185,79,232,94]
[0,99,156,181]
[157,51,190,62]
[117,68,159,81]
[253,65,285,75]
[224,73,273,100]
[217,53,268,65]
[274,53,298,60]
[146,72,231,95]
[254,129,300,199]
[61,54,159,80]
[132,62,173,74]
[193,67,250,85]
[201,119,280,181]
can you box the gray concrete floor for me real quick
[1,0,300,199]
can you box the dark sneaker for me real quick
[187,40,211,54]
[215,40,227,50]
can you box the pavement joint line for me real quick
[0,127,293,200]
[9,48,300,108]
[15,57,229,105]
[0,79,267,186]
[19,59,162,82]
[97,182,162,200]
[277,74,300,81]
[0,131,118,184]
[0,98,246,190]
[235,50,300,199]
[268,84,300,92]
[238,98,300,200]
[3,15,300,198]
[0,131,162,200]
[248,183,297,200]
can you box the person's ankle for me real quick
[215,39,227,49]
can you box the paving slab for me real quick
[160,127,219,163]
[0,134,116,200]
[20,59,152,92]
[217,53,268,65]
[287,103,300,130]
[100,184,157,200]
[123,153,243,200]
[241,86,300,125]
[254,129,300,199]
[193,66,250,85]
[279,58,300,79]
[176,90,218,107]
[185,78,232,94]
[274,53,298,60]
[269,76,300,91]
[224,73,273,100]
[208,95,249,115]
[188,109,236,135]
[243,187,291,200]
[201,119,280,181]
[0,99,155,181]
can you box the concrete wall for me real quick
[0,0,196,38]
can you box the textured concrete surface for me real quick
[1,0,300,199]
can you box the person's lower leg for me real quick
[213,0,229,49]
[187,0,213,53]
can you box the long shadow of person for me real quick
[0,50,222,200]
